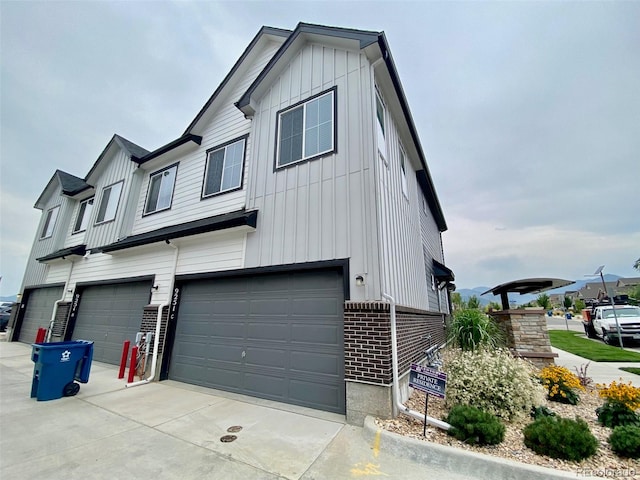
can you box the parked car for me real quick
[0,303,13,332]
[591,304,640,345]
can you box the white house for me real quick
[13,23,454,424]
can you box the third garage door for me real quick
[71,281,151,365]
[169,270,345,413]
[18,286,64,343]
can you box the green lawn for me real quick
[620,367,640,376]
[548,330,640,362]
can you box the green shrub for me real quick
[596,401,640,428]
[445,404,505,446]
[444,348,545,421]
[609,425,640,458]
[530,405,556,420]
[447,308,505,351]
[523,416,598,461]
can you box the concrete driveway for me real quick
[1,341,473,480]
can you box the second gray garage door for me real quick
[71,281,151,365]
[169,270,345,414]
[18,286,64,343]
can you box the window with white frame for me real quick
[375,88,386,157]
[399,146,409,198]
[95,181,123,224]
[203,137,246,198]
[144,164,177,214]
[72,197,94,233]
[40,205,60,239]
[276,88,335,168]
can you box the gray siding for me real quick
[243,43,381,301]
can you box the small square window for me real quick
[275,88,336,169]
[203,137,246,198]
[73,197,94,233]
[399,146,409,199]
[40,205,60,239]
[144,164,178,215]
[95,181,123,224]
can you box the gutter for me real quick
[382,292,450,431]
[126,240,179,388]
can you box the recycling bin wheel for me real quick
[63,382,80,397]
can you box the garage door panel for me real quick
[71,281,150,365]
[19,287,65,343]
[170,269,345,414]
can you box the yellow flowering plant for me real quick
[538,365,584,405]
[596,380,640,411]
[595,379,640,428]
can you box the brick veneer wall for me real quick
[52,302,71,339]
[344,302,446,385]
[140,305,169,355]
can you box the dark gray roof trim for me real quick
[236,23,379,111]
[184,26,292,134]
[134,134,203,165]
[416,171,447,232]
[37,244,87,262]
[114,134,151,160]
[433,259,455,282]
[99,209,258,253]
[56,170,91,196]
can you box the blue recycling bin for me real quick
[30,340,94,401]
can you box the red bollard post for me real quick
[127,345,138,383]
[118,340,130,379]
[35,328,46,343]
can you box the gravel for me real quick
[376,388,639,479]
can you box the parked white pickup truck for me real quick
[592,304,640,345]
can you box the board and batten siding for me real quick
[419,192,450,313]
[83,148,138,250]
[375,101,431,311]
[243,43,381,302]
[129,41,283,237]
[21,187,74,289]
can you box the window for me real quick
[40,206,60,239]
[95,181,123,224]
[399,146,409,198]
[375,88,386,156]
[203,137,246,197]
[276,88,335,168]
[144,164,177,214]
[73,198,94,233]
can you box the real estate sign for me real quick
[409,364,447,399]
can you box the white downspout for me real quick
[46,259,74,343]
[382,292,450,430]
[126,240,179,388]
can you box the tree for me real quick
[485,301,502,313]
[563,296,573,310]
[451,292,465,310]
[574,299,586,312]
[467,295,482,309]
[537,293,551,310]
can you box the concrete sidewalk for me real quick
[553,347,639,385]
[1,340,635,479]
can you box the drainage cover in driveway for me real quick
[220,435,237,443]
[227,426,243,433]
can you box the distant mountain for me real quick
[0,295,17,303]
[458,274,623,307]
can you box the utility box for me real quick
[30,340,94,401]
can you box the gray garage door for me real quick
[169,270,345,414]
[71,281,151,365]
[18,286,64,343]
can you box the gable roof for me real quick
[34,170,91,209]
[85,134,149,183]
[184,26,291,135]
[235,22,447,231]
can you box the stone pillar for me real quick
[490,308,557,368]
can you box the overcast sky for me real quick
[1,1,638,297]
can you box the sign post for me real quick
[409,364,447,436]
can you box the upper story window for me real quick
[95,180,123,225]
[275,88,336,169]
[144,164,178,215]
[72,197,94,233]
[202,136,247,198]
[40,205,60,239]
[399,146,409,199]
[375,88,386,157]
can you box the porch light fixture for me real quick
[355,275,365,287]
